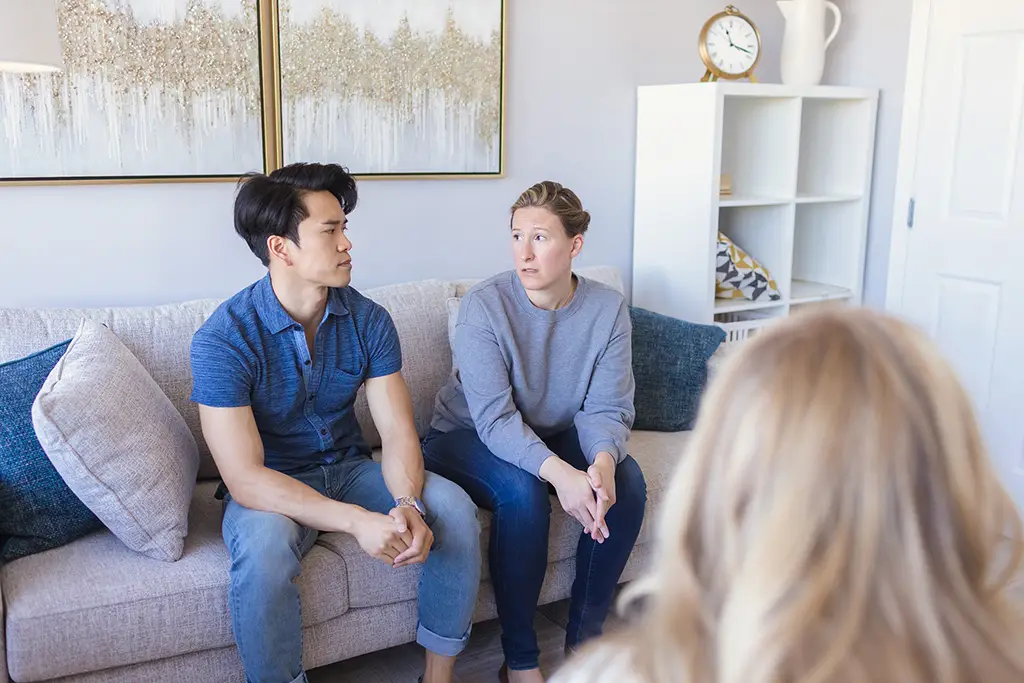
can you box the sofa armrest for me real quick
[1,577,7,682]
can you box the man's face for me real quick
[281,190,353,288]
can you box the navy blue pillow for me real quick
[0,340,103,563]
[629,306,726,432]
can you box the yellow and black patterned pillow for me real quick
[715,231,782,302]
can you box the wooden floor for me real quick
[308,569,1024,683]
[308,600,584,683]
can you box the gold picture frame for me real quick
[0,0,506,185]
[0,0,272,186]
[262,0,507,180]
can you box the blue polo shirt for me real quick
[189,274,402,474]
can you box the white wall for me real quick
[819,0,913,307]
[0,0,905,310]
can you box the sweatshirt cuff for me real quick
[587,440,622,465]
[521,441,556,479]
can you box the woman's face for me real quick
[511,206,582,291]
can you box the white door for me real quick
[887,0,1024,512]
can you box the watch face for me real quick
[704,15,759,75]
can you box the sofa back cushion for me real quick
[353,279,456,449]
[0,301,222,478]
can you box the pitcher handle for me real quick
[824,1,842,50]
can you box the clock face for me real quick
[704,15,759,76]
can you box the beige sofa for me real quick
[0,267,700,683]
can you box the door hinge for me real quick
[907,198,916,228]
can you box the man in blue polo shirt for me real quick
[190,162,481,683]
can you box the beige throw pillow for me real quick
[31,319,199,562]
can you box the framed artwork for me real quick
[0,0,270,184]
[267,0,506,178]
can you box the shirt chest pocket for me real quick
[319,364,365,410]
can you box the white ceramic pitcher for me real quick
[778,0,842,86]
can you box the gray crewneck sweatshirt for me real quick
[430,270,636,478]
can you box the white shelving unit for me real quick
[631,82,879,341]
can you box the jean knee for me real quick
[616,457,648,514]
[424,475,482,547]
[226,511,305,587]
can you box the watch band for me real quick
[394,496,426,517]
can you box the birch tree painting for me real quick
[0,0,265,182]
[276,0,504,176]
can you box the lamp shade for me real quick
[0,0,63,73]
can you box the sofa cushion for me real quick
[3,429,689,681]
[1,482,350,683]
[0,339,104,563]
[629,306,726,431]
[575,265,626,294]
[0,300,223,479]
[316,429,690,610]
[32,319,200,562]
[352,279,457,448]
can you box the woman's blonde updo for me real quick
[510,181,591,237]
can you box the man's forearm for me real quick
[230,466,365,533]
[380,431,425,501]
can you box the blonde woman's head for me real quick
[556,306,1024,683]
[509,181,589,292]
[510,181,591,238]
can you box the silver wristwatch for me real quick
[394,496,426,518]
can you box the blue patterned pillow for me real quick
[0,340,103,563]
[629,306,726,432]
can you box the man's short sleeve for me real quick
[189,328,254,407]
[365,304,402,379]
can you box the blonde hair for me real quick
[554,307,1024,683]
[510,181,591,237]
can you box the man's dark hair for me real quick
[234,162,358,266]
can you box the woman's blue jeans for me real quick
[421,426,647,671]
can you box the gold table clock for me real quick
[699,5,761,82]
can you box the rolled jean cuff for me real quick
[257,672,307,683]
[417,621,472,657]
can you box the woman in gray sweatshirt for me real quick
[422,181,648,683]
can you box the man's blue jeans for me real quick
[221,455,482,683]
[421,427,647,671]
